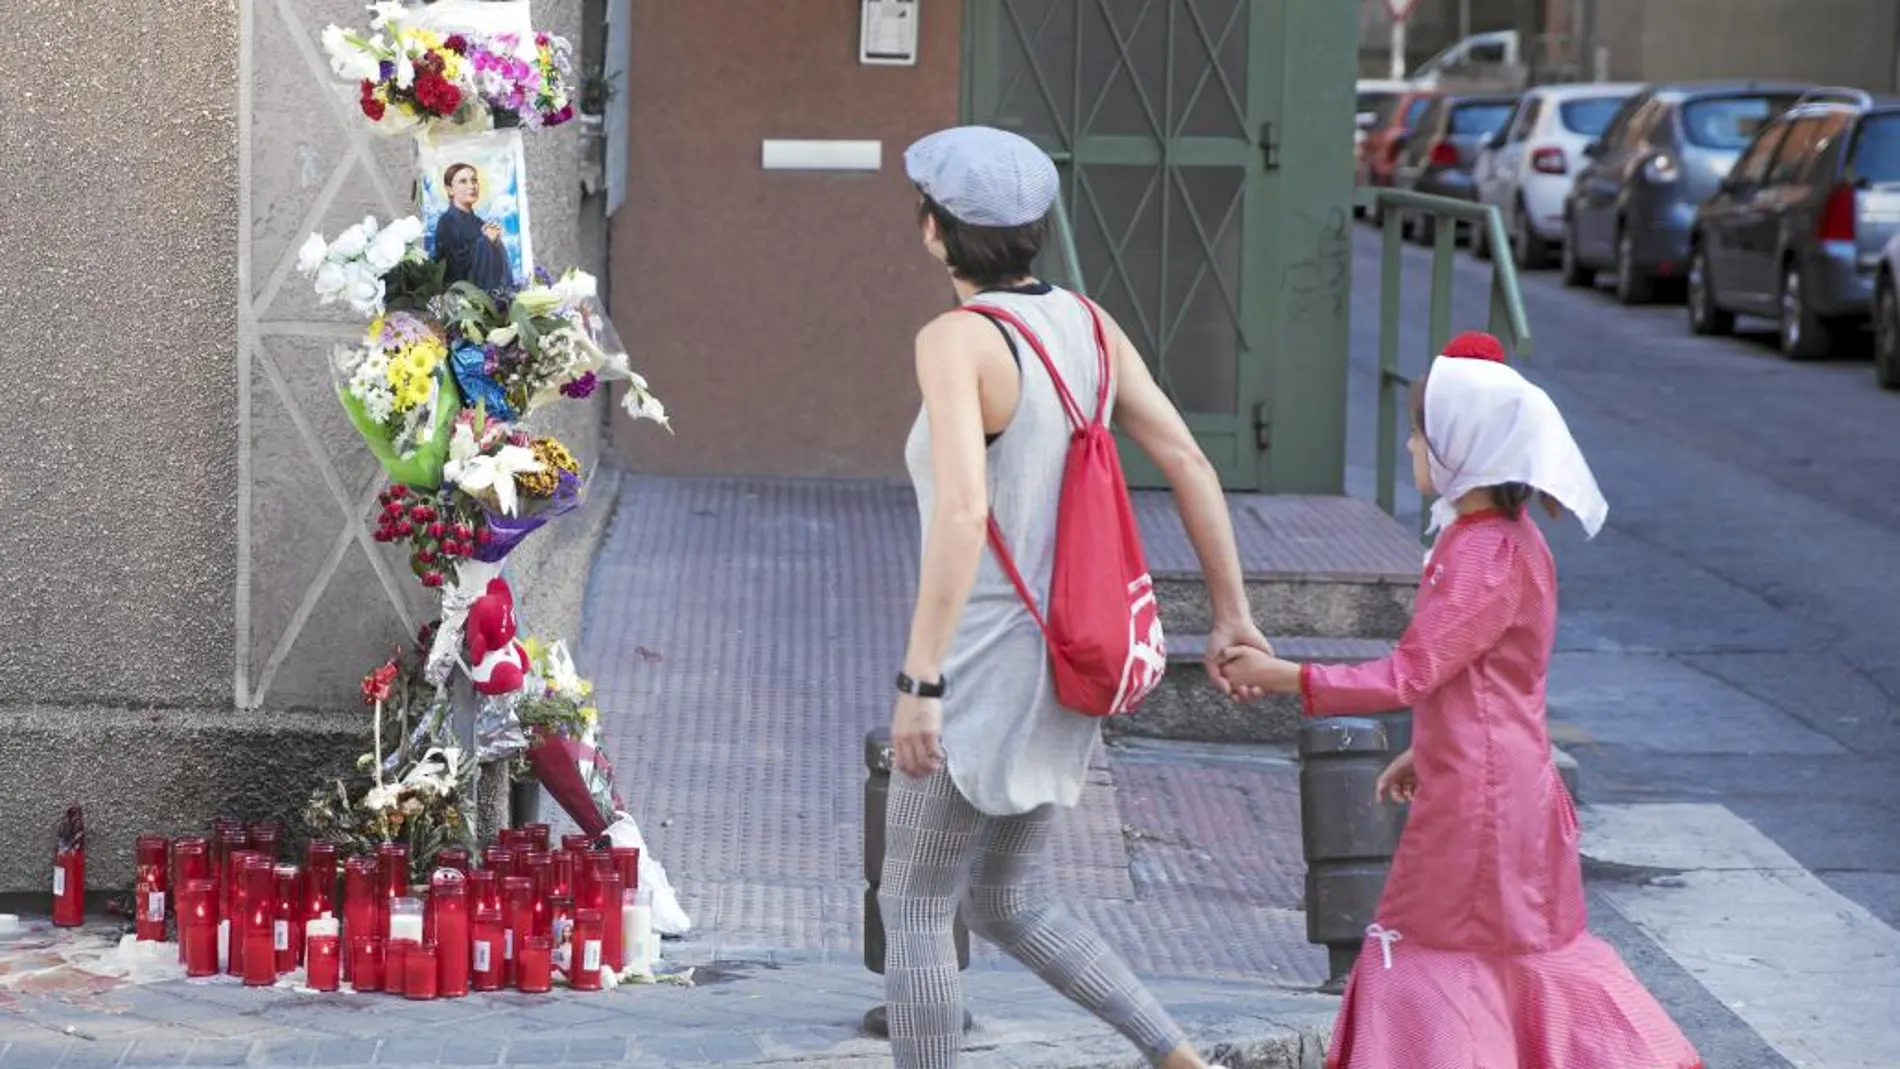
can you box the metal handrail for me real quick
[1356,188,1534,531]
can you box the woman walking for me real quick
[880,124,1271,1069]
[1216,333,1702,1068]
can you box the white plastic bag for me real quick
[603,812,692,936]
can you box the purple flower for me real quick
[534,266,555,286]
[560,372,599,400]
[546,104,575,127]
[379,60,395,81]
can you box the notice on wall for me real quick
[860,0,919,67]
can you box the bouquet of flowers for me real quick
[297,215,427,318]
[513,639,623,837]
[331,311,463,488]
[370,482,491,589]
[305,642,478,885]
[432,270,668,426]
[441,407,588,563]
[323,4,574,136]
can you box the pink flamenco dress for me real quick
[1298,509,1702,1069]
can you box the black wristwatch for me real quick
[896,671,947,699]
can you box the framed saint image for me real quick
[418,130,534,291]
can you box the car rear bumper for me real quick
[1803,242,1877,318]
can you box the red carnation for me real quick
[360,660,399,706]
[358,80,386,122]
[444,34,468,54]
[414,70,462,116]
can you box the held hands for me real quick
[891,692,945,779]
[1204,617,1276,701]
[1214,644,1303,699]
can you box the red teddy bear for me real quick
[466,577,530,696]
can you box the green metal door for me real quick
[962,0,1279,489]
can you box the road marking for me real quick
[1585,803,1900,1069]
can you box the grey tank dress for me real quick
[903,282,1111,818]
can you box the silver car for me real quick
[1691,92,1900,360]
[1562,82,1812,304]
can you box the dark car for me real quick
[1561,81,1815,304]
[1357,88,1439,224]
[1393,93,1519,244]
[1690,91,1900,359]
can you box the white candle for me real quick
[389,914,423,943]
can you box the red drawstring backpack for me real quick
[960,296,1167,717]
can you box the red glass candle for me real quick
[134,836,170,942]
[436,848,470,875]
[405,943,439,1000]
[173,839,209,961]
[51,839,84,928]
[386,937,417,997]
[226,851,260,977]
[431,869,470,998]
[273,865,301,973]
[561,834,591,854]
[549,852,574,901]
[304,842,338,923]
[242,859,277,986]
[524,855,552,937]
[181,879,218,977]
[350,936,385,993]
[210,823,247,921]
[469,869,499,916]
[248,821,283,862]
[470,908,504,991]
[595,872,623,974]
[501,876,533,987]
[306,932,341,991]
[569,908,604,991]
[377,844,408,908]
[505,827,535,853]
[516,935,553,993]
[342,857,377,982]
[523,823,551,853]
[611,847,640,898]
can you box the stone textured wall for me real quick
[0,0,602,894]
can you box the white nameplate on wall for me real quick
[860,0,919,66]
[761,140,883,172]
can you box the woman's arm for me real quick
[891,313,999,777]
[1100,309,1271,693]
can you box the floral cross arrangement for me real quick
[323,3,575,135]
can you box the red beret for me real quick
[1442,331,1506,363]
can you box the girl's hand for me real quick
[891,693,945,779]
[1376,748,1418,804]
[1217,646,1302,695]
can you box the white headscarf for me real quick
[1422,336,1608,541]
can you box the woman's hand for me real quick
[1376,747,1418,804]
[483,221,504,244]
[891,693,945,779]
[1206,616,1274,700]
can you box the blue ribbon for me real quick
[449,341,515,422]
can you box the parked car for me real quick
[1408,30,1521,90]
[1561,81,1813,304]
[1393,92,1518,244]
[1690,91,1900,360]
[1472,82,1640,268]
[1357,88,1438,224]
[1357,79,1411,152]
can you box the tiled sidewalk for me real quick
[0,475,1339,1067]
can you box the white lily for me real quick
[296,232,328,275]
[624,389,670,429]
[395,51,416,90]
[444,422,543,515]
[368,1,409,30]
[366,227,411,274]
[486,325,519,347]
[327,222,370,261]
[313,260,349,303]
[400,746,463,797]
[344,266,386,317]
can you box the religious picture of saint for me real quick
[418,130,534,291]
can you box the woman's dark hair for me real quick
[917,194,1047,289]
[444,162,476,189]
[1409,367,1565,522]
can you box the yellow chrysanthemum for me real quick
[515,437,579,498]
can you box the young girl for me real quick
[1217,332,1702,1068]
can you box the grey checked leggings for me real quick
[877,768,1188,1068]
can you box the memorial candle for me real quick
[523,823,551,854]
[404,943,438,1000]
[305,916,340,992]
[469,869,498,915]
[436,848,470,875]
[248,821,283,863]
[561,834,591,855]
[482,846,514,883]
[181,879,217,978]
[386,937,418,997]
[524,854,552,936]
[303,842,338,924]
[273,865,301,973]
[226,851,260,977]
[549,851,574,901]
[595,872,623,975]
[431,869,470,998]
[242,859,276,987]
[173,837,209,961]
[501,876,533,987]
[376,844,408,917]
[569,908,605,991]
[470,907,503,991]
[388,897,424,943]
[350,935,384,993]
[341,857,376,983]
[134,836,170,942]
[516,936,553,993]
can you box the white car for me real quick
[1472,82,1640,268]
[1356,79,1410,151]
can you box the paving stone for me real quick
[56,1042,131,1069]
[553,1039,626,1064]
[116,1040,192,1068]
[370,1036,444,1065]
[499,1040,569,1065]
[308,1039,382,1067]
[2,1044,68,1068]
[181,1041,253,1066]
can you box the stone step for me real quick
[1135,492,1422,641]
[1107,633,1395,745]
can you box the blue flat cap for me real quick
[904,126,1059,228]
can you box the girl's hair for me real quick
[444,162,477,188]
[917,194,1047,289]
[1409,367,1566,522]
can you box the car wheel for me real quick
[1687,241,1734,336]
[1876,277,1900,389]
[1780,262,1832,360]
[1560,216,1596,288]
[1514,202,1551,270]
[1614,227,1654,305]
